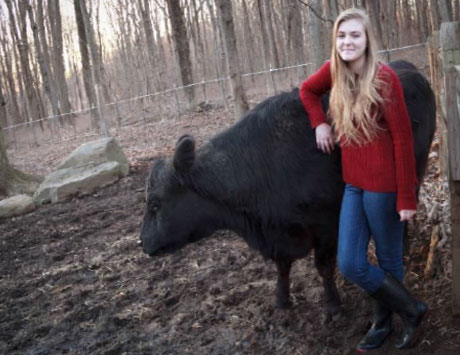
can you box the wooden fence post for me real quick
[428,32,449,176]
[440,21,460,315]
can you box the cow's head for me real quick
[140,135,219,256]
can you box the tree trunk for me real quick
[416,0,429,41]
[329,0,339,20]
[365,0,385,49]
[0,28,22,125]
[437,0,450,23]
[0,84,42,198]
[48,0,72,115]
[215,0,249,120]
[241,0,255,77]
[321,0,334,59]
[205,0,229,110]
[165,0,195,104]
[29,0,62,129]
[385,0,397,49]
[191,0,207,85]
[263,1,280,69]
[428,0,440,31]
[455,0,460,22]
[185,0,199,80]
[152,5,167,90]
[139,0,161,92]
[74,0,97,119]
[287,0,306,80]
[78,0,110,137]
[6,0,44,126]
[308,0,326,70]
[255,0,271,69]
[401,0,412,45]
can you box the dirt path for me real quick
[1,108,460,354]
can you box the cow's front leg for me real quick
[275,258,292,308]
[314,228,342,316]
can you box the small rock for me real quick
[0,194,35,219]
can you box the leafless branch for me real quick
[297,0,334,24]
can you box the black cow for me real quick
[140,60,436,315]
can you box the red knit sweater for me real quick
[299,60,417,212]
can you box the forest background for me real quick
[1,0,459,148]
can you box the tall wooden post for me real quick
[428,32,449,176]
[440,21,460,315]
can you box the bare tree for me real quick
[438,0,451,22]
[27,0,62,131]
[6,0,44,124]
[48,0,71,115]
[190,0,206,84]
[287,0,306,80]
[165,0,195,104]
[139,0,163,93]
[0,22,22,125]
[428,0,440,32]
[415,0,429,41]
[255,0,271,70]
[205,0,229,109]
[78,0,110,136]
[308,0,327,70]
[262,1,280,69]
[240,0,256,77]
[383,0,397,49]
[74,0,97,118]
[215,0,249,120]
[455,0,460,21]
[365,0,385,49]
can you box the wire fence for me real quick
[3,42,428,149]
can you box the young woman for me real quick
[299,8,427,351]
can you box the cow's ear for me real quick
[173,135,195,173]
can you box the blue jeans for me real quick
[337,184,404,294]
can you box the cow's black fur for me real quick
[141,61,436,313]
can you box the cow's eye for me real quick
[151,202,161,213]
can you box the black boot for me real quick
[371,273,428,349]
[357,299,393,351]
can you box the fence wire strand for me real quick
[3,42,428,146]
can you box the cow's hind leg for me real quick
[314,230,342,316]
[275,259,292,308]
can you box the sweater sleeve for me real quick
[381,66,418,212]
[299,60,332,129]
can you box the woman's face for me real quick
[336,18,367,64]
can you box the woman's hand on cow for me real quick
[315,123,335,154]
[399,209,416,221]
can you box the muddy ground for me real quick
[2,106,460,355]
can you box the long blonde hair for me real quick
[329,8,386,146]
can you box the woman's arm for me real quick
[300,61,334,153]
[382,66,418,213]
[299,60,332,128]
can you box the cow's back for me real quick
[389,61,436,181]
[195,89,343,231]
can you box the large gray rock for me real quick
[0,194,36,218]
[58,137,129,176]
[33,138,130,204]
[34,161,126,204]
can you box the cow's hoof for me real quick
[324,309,343,324]
[326,302,343,317]
[275,298,292,309]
